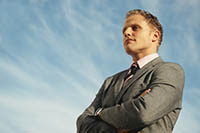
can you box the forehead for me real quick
[123,14,148,28]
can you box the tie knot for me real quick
[124,63,138,81]
[130,63,138,73]
[127,63,138,76]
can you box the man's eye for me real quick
[131,25,138,31]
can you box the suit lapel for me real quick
[113,70,128,98]
[115,57,163,104]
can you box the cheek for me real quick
[137,34,149,42]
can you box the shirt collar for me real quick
[134,53,159,69]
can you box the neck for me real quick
[131,51,157,62]
[131,44,158,62]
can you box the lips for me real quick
[125,38,136,45]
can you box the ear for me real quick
[152,30,160,43]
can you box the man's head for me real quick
[122,9,163,61]
[126,9,163,45]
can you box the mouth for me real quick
[125,38,136,45]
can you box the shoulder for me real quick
[103,69,127,83]
[152,61,185,85]
[155,61,184,74]
[107,69,128,79]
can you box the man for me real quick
[76,9,184,133]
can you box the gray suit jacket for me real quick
[76,57,185,133]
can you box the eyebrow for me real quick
[122,24,141,34]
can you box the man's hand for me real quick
[141,88,151,96]
[117,128,131,133]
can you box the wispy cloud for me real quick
[167,0,200,66]
[174,98,200,133]
[139,0,161,15]
[0,34,2,43]
[27,11,105,89]
[0,94,79,133]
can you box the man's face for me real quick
[122,14,157,57]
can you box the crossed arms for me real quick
[76,63,184,133]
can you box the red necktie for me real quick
[123,63,138,86]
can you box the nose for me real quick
[124,27,133,37]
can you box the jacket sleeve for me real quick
[99,63,185,130]
[76,77,116,133]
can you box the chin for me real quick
[125,49,134,55]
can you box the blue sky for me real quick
[0,0,200,132]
